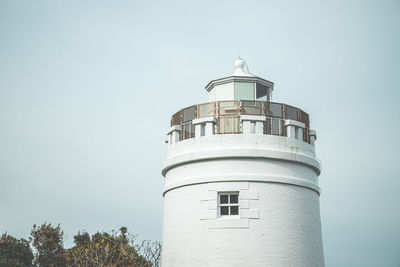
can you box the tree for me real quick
[30,223,67,267]
[1,224,160,267]
[135,240,161,267]
[0,233,33,266]
[66,227,152,267]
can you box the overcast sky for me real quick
[1,0,399,266]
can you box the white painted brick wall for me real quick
[162,134,324,267]
[162,182,324,267]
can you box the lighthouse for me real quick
[161,59,324,267]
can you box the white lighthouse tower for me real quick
[161,59,324,267]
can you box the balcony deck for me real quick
[170,100,311,143]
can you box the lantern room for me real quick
[205,58,274,102]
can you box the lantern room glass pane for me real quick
[234,82,254,100]
[256,83,268,100]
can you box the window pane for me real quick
[271,118,280,135]
[303,128,308,142]
[191,123,195,138]
[218,116,240,134]
[233,117,240,133]
[198,102,215,118]
[222,117,233,133]
[242,100,262,115]
[256,83,268,99]
[234,82,254,100]
[171,110,182,126]
[183,123,189,139]
[183,123,195,140]
[281,120,286,136]
[299,109,309,128]
[183,106,195,122]
[220,195,228,204]
[219,101,239,116]
[266,103,283,117]
[230,206,239,215]
[230,194,238,204]
[220,206,229,215]
[264,118,271,134]
[285,105,298,120]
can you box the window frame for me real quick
[218,192,240,217]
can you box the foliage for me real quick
[1,224,160,267]
[30,223,67,267]
[0,233,33,267]
[66,227,153,267]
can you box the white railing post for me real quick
[240,115,266,134]
[285,120,305,141]
[192,117,217,137]
[194,124,202,138]
[255,121,264,134]
[309,130,317,146]
[166,125,181,145]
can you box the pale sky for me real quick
[1,1,399,266]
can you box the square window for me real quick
[218,192,239,217]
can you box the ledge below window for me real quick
[208,218,249,229]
